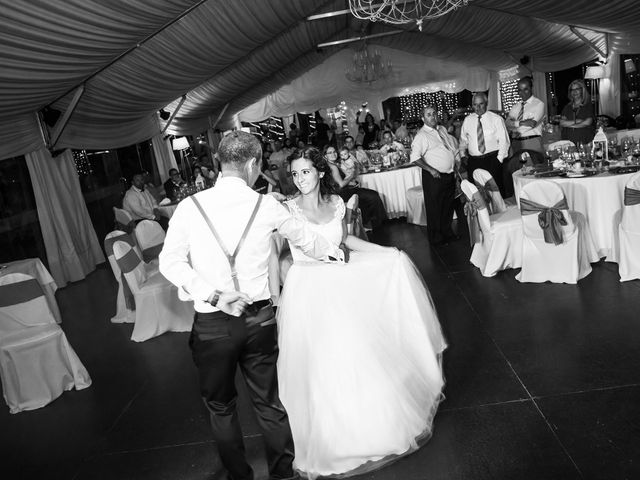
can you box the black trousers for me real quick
[338,186,387,229]
[467,150,506,198]
[189,308,295,480]
[421,169,455,244]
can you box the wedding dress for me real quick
[277,197,447,479]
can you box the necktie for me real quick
[477,114,486,154]
[517,101,525,121]
[438,127,453,153]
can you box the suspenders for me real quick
[191,194,263,291]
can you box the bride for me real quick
[276,147,447,479]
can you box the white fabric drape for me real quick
[599,54,622,119]
[25,149,105,287]
[151,133,177,182]
[237,47,492,123]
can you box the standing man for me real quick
[506,76,546,155]
[459,92,510,196]
[159,132,343,480]
[410,106,460,246]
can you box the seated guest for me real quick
[163,168,184,202]
[124,173,167,229]
[253,157,278,195]
[324,146,387,229]
[392,118,409,142]
[559,79,595,145]
[379,130,406,154]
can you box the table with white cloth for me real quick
[513,170,636,260]
[358,165,422,219]
[0,258,62,323]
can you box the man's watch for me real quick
[208,290,222,307]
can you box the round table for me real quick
[513,170,635,259]
[358,165,422,219]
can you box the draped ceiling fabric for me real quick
[1,0,640,161]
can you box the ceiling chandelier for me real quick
[349,0,470,31]
[345,45,392,84]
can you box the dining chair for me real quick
[134,219,165,262]
[516,180,598,283]
[346,194,368,240]
[405,186,427,226]
[112,240,193,342]
[0,273,91,413]
[472,168,509,214]
[113,207,135,234]
[611,171,640,281]
[461,180,523,277]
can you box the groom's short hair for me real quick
[218,131,262,167]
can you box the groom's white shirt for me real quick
[160,176,341,313]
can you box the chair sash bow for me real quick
[520,198,569,245]
[115,248,141,310]
[624,186,640,206]
[142,243,163,263]
[464,192,487,246]
[104,233,136,257]
[0,279,43,307]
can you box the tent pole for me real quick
[161,95,187,135]
[50,85,85,148]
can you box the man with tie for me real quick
[459,92,510,197]
[506,76,546,155]
[410,106,460,246]
[159,131,343,480]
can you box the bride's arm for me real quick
[344,234,392,252]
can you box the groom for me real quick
[159,131,343,480]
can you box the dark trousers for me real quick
[421,169,455,244]
[467,150,506,198]
[189,308,295,480]
[339,186,388,229]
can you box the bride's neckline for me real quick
[289,196,340,226]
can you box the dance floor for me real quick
[2,219,639,480]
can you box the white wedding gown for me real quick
[277,197,447,479]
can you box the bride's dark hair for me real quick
[288,147,338,198]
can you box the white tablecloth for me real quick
[358,166,422,219]
[513,170,635,259]
[0,258,62,323]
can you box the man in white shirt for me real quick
[159,131,342,480]
[122,173,167,228]
[506,76,546,155]
[379,130,406,155]
[268,139,296,195]
[459,92,510,196]
[410,106,460,246]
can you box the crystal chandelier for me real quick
[349,0,470,31]
[345,46,392,84]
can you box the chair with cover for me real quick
[0,273,91,413]
[112,240,193,342]
[516,180,598,283]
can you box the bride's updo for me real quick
[288,146,338,198]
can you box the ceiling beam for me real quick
[50,85,84,148]
[569,26,608,59]
[318,29,404,48]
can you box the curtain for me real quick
[152,133,177,182]
[25,149,105,287]
[599,54,621,119]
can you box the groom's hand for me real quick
[215,291,252,316]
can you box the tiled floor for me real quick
[2,219,639,480]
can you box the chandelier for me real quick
[345,46,392,84]
[349,0,470,31]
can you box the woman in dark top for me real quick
[356,111,380,149]
[559,79,595,145]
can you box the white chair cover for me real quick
[406,186,427,226]
[113,207,134,233]
[546,140,576,151]
[473,168,508,214]
[0,274,91,413]
[611,172,640,281]
[134,220,165,262]
[159,197,172,206]
[516,180,597,283]
[113,240,193,342]
[104,231,139,324]
[461,180,524,277]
